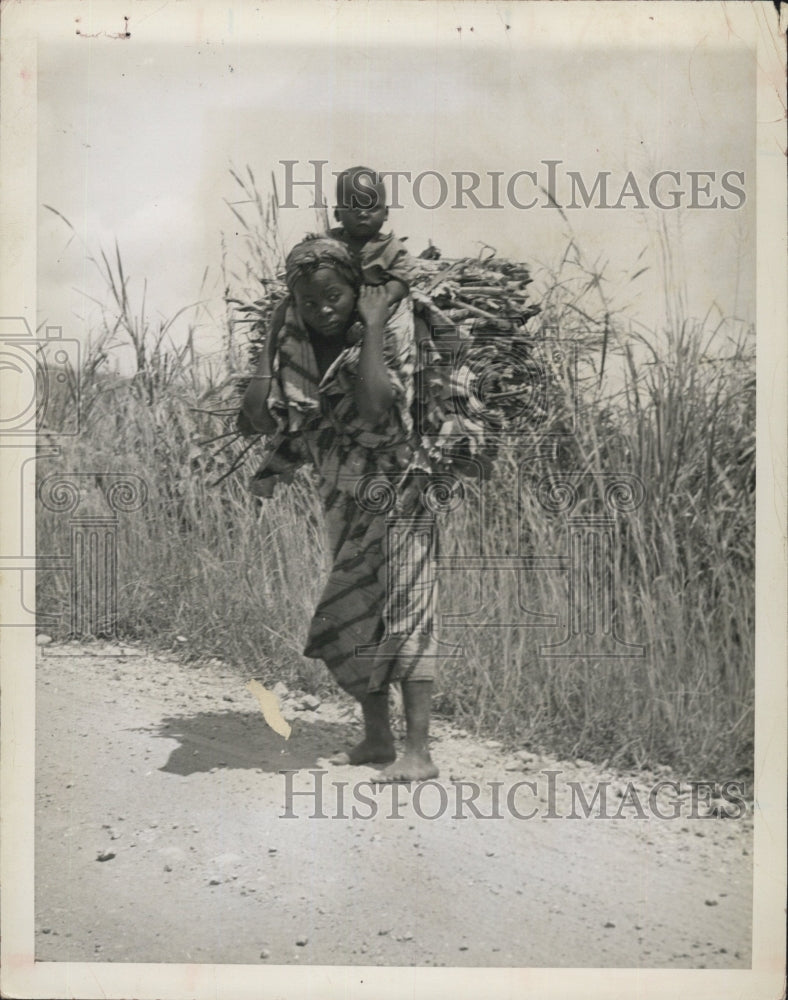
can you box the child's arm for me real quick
[355,285,396,424]
[240,298,287,435]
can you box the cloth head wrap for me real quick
[284,235,362,293]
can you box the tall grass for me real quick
[37,180,754,778]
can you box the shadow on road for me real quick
[140,711,356,776]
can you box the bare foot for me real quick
[329,738,396,766]
[373,749,439,783]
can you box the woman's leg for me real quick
[329,688,396,765]
[376,680,438,781]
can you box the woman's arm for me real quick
[355,285,396,424]
[240,298,287,435]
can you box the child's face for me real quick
[292,267,356,339]
[335,180,388,239]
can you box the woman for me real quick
[241,235,446,782]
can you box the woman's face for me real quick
[292,267,356,339]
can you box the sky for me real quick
[36,4,756,368]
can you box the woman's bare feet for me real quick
[329,690,395,766]
[329,737,396,766]
[374,749,439,783]
[328,680,438,780]
[374,680,438,782]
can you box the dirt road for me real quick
[34,643,752,968]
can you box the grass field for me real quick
[37,188,755,778]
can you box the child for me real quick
[329,164,416,308]
[240,235,441,783]
[242,167,417,437]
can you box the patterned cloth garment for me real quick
[250,294,448,697]
[327,226,419,289]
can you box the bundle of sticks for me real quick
[412,251,546,397]
[210,247,558,485]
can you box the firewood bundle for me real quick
[211,248,561,485]
[406,251,566,478]
[413,252,541,331]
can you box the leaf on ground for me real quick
[246,679,292,740]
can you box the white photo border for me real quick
[1,3,785,998]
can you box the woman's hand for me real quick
[241,366,277,436]
[239,302,288,435]
[357,284,389,333]
[355,285,395,424]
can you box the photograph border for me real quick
[1,3,785,998]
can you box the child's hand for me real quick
[357,285,389,332]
